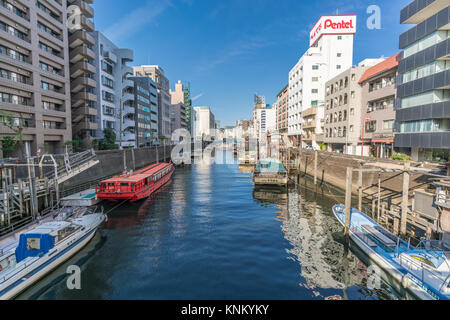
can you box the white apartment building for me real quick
[288,15,356,149]
[92,31,134,147]
[253,105,276,140]
[193,106,215,140]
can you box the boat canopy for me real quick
[255,158,287,174]
[15,233,55,263]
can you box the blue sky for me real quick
[93,0,411,127]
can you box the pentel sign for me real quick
[310,15,357,47]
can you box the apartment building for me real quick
[323,58,385,155]
[0,0,73,157]
[184,81,192,134]
[288,15,355,149]
[170,80,187,133]
[396,0,450,162]
[360,54,400,159]
[124,76,157,148]
[68,0,97,149]
[129,76,158,147]
[253,104,276,141]
[275,85,288,137]
[133,65,171,143]
[91,31,134,147]
[193,106,215,140]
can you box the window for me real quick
[312,65,319,70]
[312,77,319,82]
[365,121,376,132]
[311,100,318,107]
[27,238,41,251]
[383,120,394,130]
[102,76,114,88]
[102,60,113,74]
[337,53,342,57]
[337,36,342,40]
[41,82,49,90]
[337,65,341,70]
[312,89,318,94]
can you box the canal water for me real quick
[17,151,405,300]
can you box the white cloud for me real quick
[104,0,172,43]
[191,93,204,101]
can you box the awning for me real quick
[372,139,394,144]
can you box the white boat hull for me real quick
[0,228,98,300]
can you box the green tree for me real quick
[0,110,25,157]
[65,135,83,153]
[93,129,119,151]
[1,136,16,157]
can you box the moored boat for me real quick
[332,204,450,300]
[0,212,105,300]
[253,158,288,186]
[95,162,174,202]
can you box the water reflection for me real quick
[253,179,400,300]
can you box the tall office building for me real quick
[133,65,171,143]
[395,0,450,162]
[170,80,187,133]
[0,0,74,157]
[68,0,97,149]
[91,31,134,147]
[288,15,356,149]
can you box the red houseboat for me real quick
[95,162,174,202]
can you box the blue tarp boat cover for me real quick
[255,158,287,174]
[15,234,55,263]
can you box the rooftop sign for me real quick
[310,15,357,47]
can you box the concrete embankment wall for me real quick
[61,145,176,191]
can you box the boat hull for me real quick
[0,225,101,300]
[97,166,174,202]
[332,205,437,300]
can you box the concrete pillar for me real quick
[401,163,410,237]
[314,150,318,185]
[345,167,353,236]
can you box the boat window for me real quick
[26,238,41,251]
[120,183,129,187]
[57,225,80,243]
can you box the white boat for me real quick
[0,212,105,300]
[332,205,450,300]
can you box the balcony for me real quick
[72,91,97,108]
[73,119,98,133]
[122,92,134,104]
[69,45,95,64]
[400,0,445,24]
[302,133,316,142]
[70,76,96,93]
[70,61,95,78]
[302,121,317,129]
[0,1,30,22]
[69,29,94,48]
[72,106,97,123]
[71,0,94,18]
[80,16,94,32]
[302,107,317,118]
